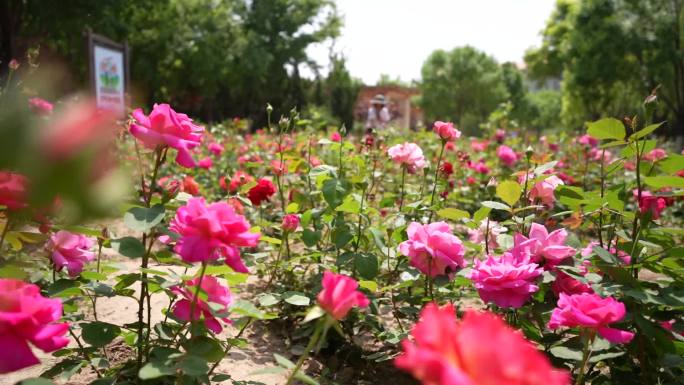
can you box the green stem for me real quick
[427,140,446,222]
[189,262,208,338]
[398,166,407,212]
[575,330,594,385]
[0,214,11,257]
[285,321,325,385]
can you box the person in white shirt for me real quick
[365,94,391,133]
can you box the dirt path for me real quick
[2,256,290,385]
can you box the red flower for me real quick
[395,303,569,385]
[182,175,200,196]
[247,178,276,205]
[0,172,28,210]
[228,171,254,194]
[440,161,453,177]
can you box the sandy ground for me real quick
[1,254,291,385]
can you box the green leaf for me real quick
[332,227,353,248]
[358,280,378,292]
[81,272,107,281]
[436,208,470,221]
[283,292,310,306]
[335,194,361,214]
[81,322,121,347]
[123,204,165,233]
[587,118,625,140]
[303,306,326,323]
[322,178,349,208]
[302,229,321,247]
[285,202,299,213]
[355,253,379,279]
[183,336,224,362]
[496,180,522,206]
[110,237,145,258]
[550,346,583,361]
[659,154,684,174]
[259,235,282,245]
[630,122,663,140]
[274,353,296,369]
[589,351,625,363]
[18,379,57,385]
[177,355,209,376]
[139,361,174,379]
[230,300,275,319]
[644,176,684,189]
[472,206,491,222]
[481,201,510,211]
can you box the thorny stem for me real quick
[575,329,595,385]
[427,140,447,222]
[285,320,325,385]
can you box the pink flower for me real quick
[511,223,576,267]
[47,231,96,277]
[395,304,570,385]
[581,241,631,265]
[467,219,505,250]
[0,279,70,374]
[169,197,260,271]
[171,276,232,333]
[317,271,369,320]
[398,222,467,278]
[470,139,489,152]
[551,272,593,297]
[494,128,506,142]
[330,132,342,142]
[282,214,300,232]
[548,293,634,344]
[433,121,461,141]
[226,170,254,194]
[634,190,667,219]
[387,142,427,173]
[468,252,543,308]
[182,175,200,196]
[470,159,490,174]
[28,97,53,115]
[529,175,564,206]
[0,171,29,210]
[129,103,204,168]
[643,148,667,162]
[578,134,598,148]
[208,142,224,156]
[198,156,212,169]
[497,145,519,167]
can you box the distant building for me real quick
[354,85,424,130]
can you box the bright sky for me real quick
[306,0,557,84]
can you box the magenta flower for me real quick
[28,97,53,115]
[169,197,260,271]
[0,171,28,210]
[634,190,667,219]
[398,222,467,278]
[497,145,519,167]
[0,279,70,374]
[330,132,342,142]
[387,142,427,173]
[551,272,593,297]
[47,231,96,277]
[208,142,224,156]
[511,223,576,267]
[433,121,461,141]
[129,103,204,168]
[494,128,506,142]
[578,134,598,147]
[317,271,369,320]
[468,252,543,308]
[198,156,213,169]
[548,293,634,344]
[643,148,667,162]
[171,276,233,333]
[281,214,300,233]
[529,175,564,206]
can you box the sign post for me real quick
[87,30,129,117]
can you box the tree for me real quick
[525,0,684,136]
[420,46,508,133]
[324,56,360,130]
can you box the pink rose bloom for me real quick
[471,139,489,152]
[510,223,576,267]
[468,252,543,308]
[634,190,667,219]
[529,175,564,206]
[494,129,506,142]
[467,220,506,250]
[433,121,461,141]
[169,197,260,271]
[317,271,369,320]
[588,147,614,164]
[578,134,599,147]
[47,231,96,277]
[0,171,29,210]
[497,145,519,167]
[643,148,667,162]
[130,103,204,168]
[387,142,427,173]
[399,222,467,278]
[208,142,224,156]
[281,214,300,232]
[330,132,342,142]
[28,97,53,115]
[171,276,232,333]
[581,241,631,265]
[395,304,570,385]
[548,293,635,344]
[472,160,490,174]
[0,279,70,374]
[551,272,594,297]
[198,156,212,169]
